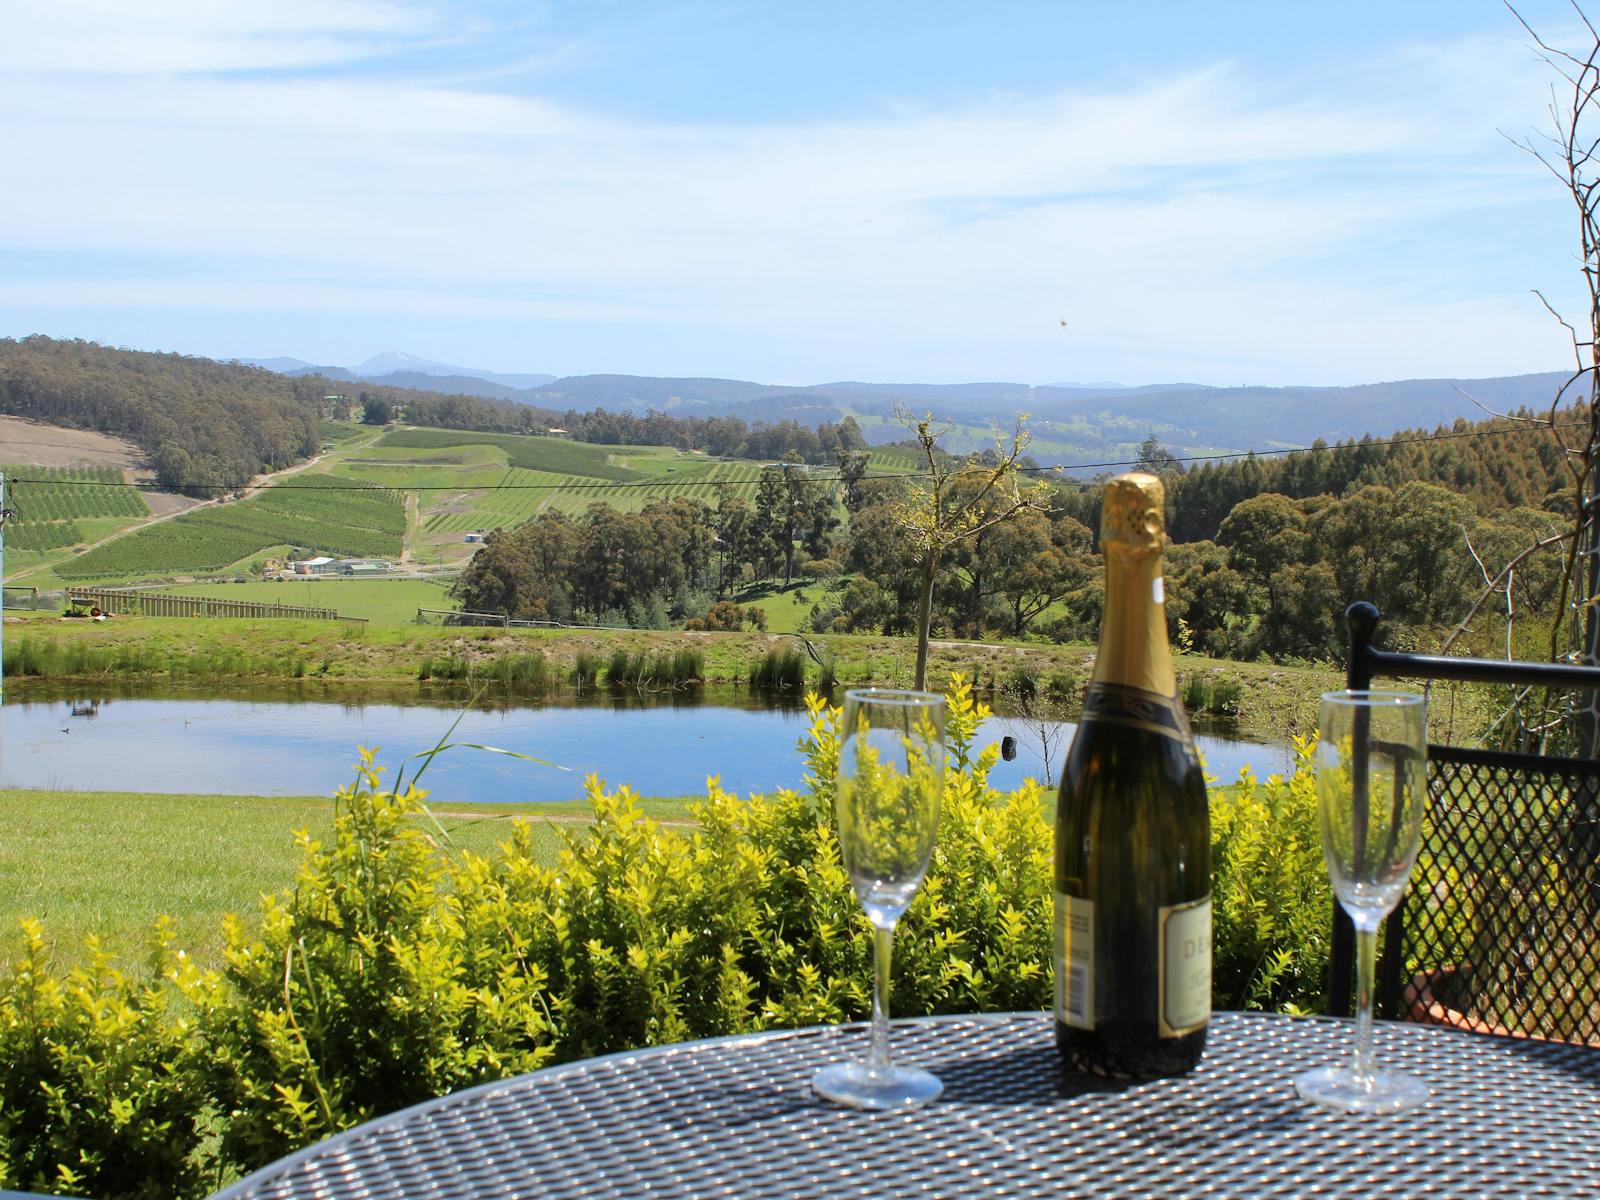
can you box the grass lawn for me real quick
[0,786,697,969]
[342,442,509,468]
[376,428,646,479]
[736,580,838,634]
[5,513,158,586]
[330,449,509,491]
[159,577,458,624]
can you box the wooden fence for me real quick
[67,586,366,623]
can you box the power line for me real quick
[4,416,1583,495]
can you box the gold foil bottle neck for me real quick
[1100,472,1167,560]
[1091,471,1175,696]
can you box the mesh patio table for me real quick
[214,1011,1600,1199]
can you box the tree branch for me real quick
[1441,528,1574,656]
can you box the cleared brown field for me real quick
[0,416,143,474]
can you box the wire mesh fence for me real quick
[1391,747,1600,1045]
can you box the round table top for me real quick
[215,1011,1600,1199]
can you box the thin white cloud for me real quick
[0,280,683,325]
[0,4,1581,383]
[3,0,437,74]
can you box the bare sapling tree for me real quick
[1000,679,1071,787]
[891,404,1045,691]
[1502,2,1600,755]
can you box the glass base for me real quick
[812,1061,943,1111]
[1293,1065,1429,1114]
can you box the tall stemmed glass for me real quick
[1295,690,1430,1114]
[813,688,945,1111]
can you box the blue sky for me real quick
[1,1,1593,386]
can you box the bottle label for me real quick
[1079,682,1193,745]
[1053,892,1094,1029]
[1158,895,1212,1037]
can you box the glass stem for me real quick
[1351,914,1379,1085]
[867,919,895,1074]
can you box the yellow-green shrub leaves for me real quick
[0,681,1330,1198]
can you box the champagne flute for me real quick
[1295,689,1430,1114]
[813,688,945,1111]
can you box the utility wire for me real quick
[4,417,1584,495]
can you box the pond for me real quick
[0,684,1293,802]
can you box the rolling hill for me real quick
[245,352,1577,462]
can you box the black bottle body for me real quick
[1053,681,1211,1079]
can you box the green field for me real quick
[0,464,151,576]
[862,445,924,472]
[2,426,926,587]
[317,419,372,447]
[379,428,645,479]
[331,442,509,491]
[736,580,835,634]
[351,441,772,566]
[531,458,763,519]
[326,433,773,555]
[56,475,405,579]
[160,577,458,624]
[0,786,696,968]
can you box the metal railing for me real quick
[1332,601,1600,1044]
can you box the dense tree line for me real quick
[1163,482,1564,659]
[399,385,872,465]
[1048,413,1573,545]
[822,471,1096,642]
[818,470,1564,661]
[445,395,1594,660]
[454,425,1566,662]
[452,499,719,626]
[0,337,323,494]
[451,458,840,623]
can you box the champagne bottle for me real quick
[1054,471,1211,1078]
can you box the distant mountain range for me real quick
[241,351,1578,459]
[240,352,559,396]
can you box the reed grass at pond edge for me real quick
[0,614,1344,744]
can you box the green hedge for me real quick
[0,679,1330,1198]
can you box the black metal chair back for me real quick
[1331,602,1600,1044]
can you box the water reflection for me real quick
[3,683,1287,803]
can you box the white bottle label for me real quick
[1159,895,1211,1036]
[1053,892,1094,1030]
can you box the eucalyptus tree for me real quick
[890,407,1043,690]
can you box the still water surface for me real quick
[1,686,1291,802]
